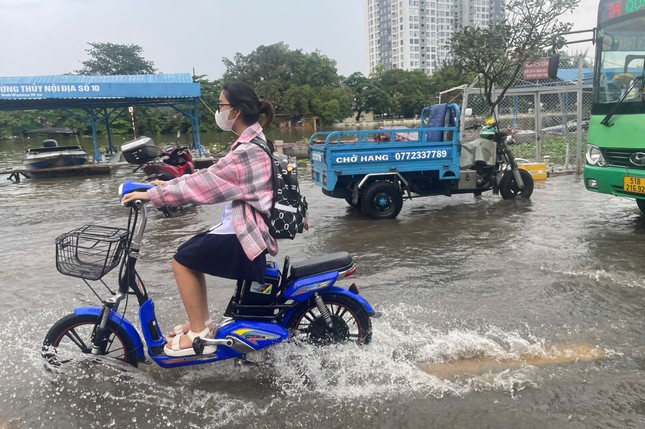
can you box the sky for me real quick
[0,0,599,80]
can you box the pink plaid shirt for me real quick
[148,123,277,260]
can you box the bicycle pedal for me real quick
[234,357,258,367]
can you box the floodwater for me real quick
[1,139,644,428]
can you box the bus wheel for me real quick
[636,199,645,214]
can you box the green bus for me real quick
[584,0,645,212]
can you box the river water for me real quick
[0,139,644,428]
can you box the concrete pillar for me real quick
[274,140,284,154]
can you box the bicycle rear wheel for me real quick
[287,293,372,345]
[43,313,138,367]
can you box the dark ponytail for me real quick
[258,99,274,128]
[222,81,275,128]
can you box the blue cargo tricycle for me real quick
[310,104,534,219]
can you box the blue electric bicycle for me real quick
[42,181,377,368]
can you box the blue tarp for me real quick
[556,68,594,85]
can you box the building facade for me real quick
[364,0,505,75]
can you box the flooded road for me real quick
[1,140,644,428]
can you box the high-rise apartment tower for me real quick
[364,0,505,75]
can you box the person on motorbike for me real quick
[120,81,277,357]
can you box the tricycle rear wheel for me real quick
[360,180,403,219]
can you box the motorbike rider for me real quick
[121,81,277,357]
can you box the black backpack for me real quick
[251,138,308,240]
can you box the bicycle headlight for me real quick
[586,145,607,166]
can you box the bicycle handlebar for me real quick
[119,180,155,197]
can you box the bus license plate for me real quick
[623,176,645,194]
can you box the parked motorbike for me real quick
[142,145,195,181]
[121,137,195,216]
[461,109,534,199]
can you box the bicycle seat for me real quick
[289,251,354,279]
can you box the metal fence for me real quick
[440,55,593,174]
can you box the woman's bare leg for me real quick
[168,258,210,349]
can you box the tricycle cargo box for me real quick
[121,136,159,164]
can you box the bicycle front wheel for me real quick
[43,313,139,367]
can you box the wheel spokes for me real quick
[64,328,91,353]
[55,323,128,363]
[295,303,360,342]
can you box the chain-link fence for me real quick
[440,56,593,174]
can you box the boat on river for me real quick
[21,127,88,171]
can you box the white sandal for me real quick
[164,326,216,357]
[165,318,214,342]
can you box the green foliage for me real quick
[282,85,317,118]
[194,74,221,134]
[0,109,88,138]
[311,87,354,123]
[221,43,347,124]
[74,42,193,138]
[450,0,580,113]
[76,42,157,75]
[375,69,435,117]
[429,65,477,104]
[343,72,390,121]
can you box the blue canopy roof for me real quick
[0,73,200,109]
[0,73,204,160]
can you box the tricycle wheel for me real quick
[361,180,403,219]
[500,169,534,199]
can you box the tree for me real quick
[450,0,579,114]
[74,42,166,137]
[282,84,317,118]
[375,69,434,117]
[428,65,477,104]
[194,75,222,134]
[76,42,157,75]
[343,72,389,121]
[310,87,354,124]
[221,43,344,123]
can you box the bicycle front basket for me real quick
[55,225,129,280]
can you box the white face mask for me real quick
[215,108,239,131]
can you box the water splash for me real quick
[256,303,607,401]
